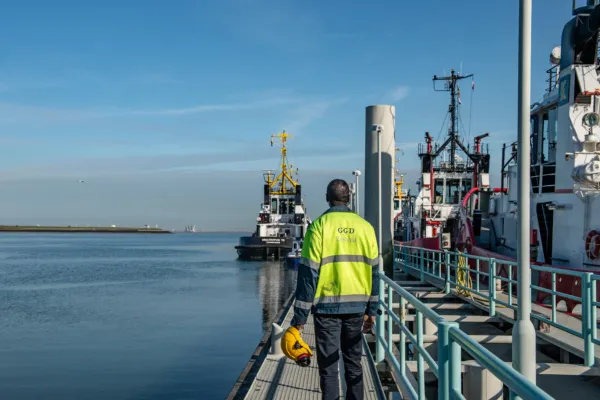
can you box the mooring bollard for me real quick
[271,323,284,356]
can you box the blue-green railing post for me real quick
[437,321,459,400]
[449,327,462,398]
[593,278,598,347]
[444,251,450,294]
[387,284,393,360]
[420,247,425,282]
[583,272,593,366]
[490,258,497,317]
[551,273,557,323]
[376,274,385,363]
[416,311,425,398]
[400,296,406,378]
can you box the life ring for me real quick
[585,230,600,260]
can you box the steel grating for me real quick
[244,308,383,399]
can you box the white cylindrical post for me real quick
[512,0,536,393]
[376,127,385,363]
[355,172,360,216]
[353,169,361,216]
[364,106,395,274]
[378,131,382,270]
[349,182,356,211]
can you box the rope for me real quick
[455,251,472,298]
[455,251,506,308]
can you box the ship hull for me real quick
[235,236,294,260]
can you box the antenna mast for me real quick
[433,69,473,169]
[269,130,298,195]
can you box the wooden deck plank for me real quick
[244,307,384,399]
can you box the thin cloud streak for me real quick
[127,97,300,116]
[388,86,410,102]
[285,97,348,133]
[0,144,358,181]
[0,96,302,124]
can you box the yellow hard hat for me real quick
[280,326,313,367]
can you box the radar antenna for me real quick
[432,69,474,169]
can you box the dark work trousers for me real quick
[313,313,364,400]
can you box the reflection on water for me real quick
[0,233,298,400]
[256,261,296,332]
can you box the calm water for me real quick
[0,233,295,400]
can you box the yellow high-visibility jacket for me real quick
[291,205,379,327]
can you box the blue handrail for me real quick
[375,248,552,400]
[375,267,555,400]
[448,326,552,400]
[395,243,600,367]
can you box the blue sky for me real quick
[0,0,575,230]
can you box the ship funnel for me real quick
[561,2,600,69]
[573,0,599,15]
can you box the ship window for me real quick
[461,179,472,200]
[279,199,288,214]
[530,115,539,164]
[446,179,461,204]
[434,179,444,204]
[394,199,400,210]
[271,198,278,214]
[548,108,557,150]
[541,113,549,162]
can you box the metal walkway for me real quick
[230,243,600,399]
[240,305,385,399]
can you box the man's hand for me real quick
[362,315,375,333]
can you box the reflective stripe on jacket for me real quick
[291,205,379,327]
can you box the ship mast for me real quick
[394,147,405,200]
[269,130,298,195]
[433,69,473,169]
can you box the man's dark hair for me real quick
[326,179,350,206]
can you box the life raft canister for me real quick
[585,230,600,260]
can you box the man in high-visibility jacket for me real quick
[290,178,379,400]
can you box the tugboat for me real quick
[235,131,311,260]
[400,1,600,311]
[392,156,407,242]
[483,1,600,275]
[400,68,492,248]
